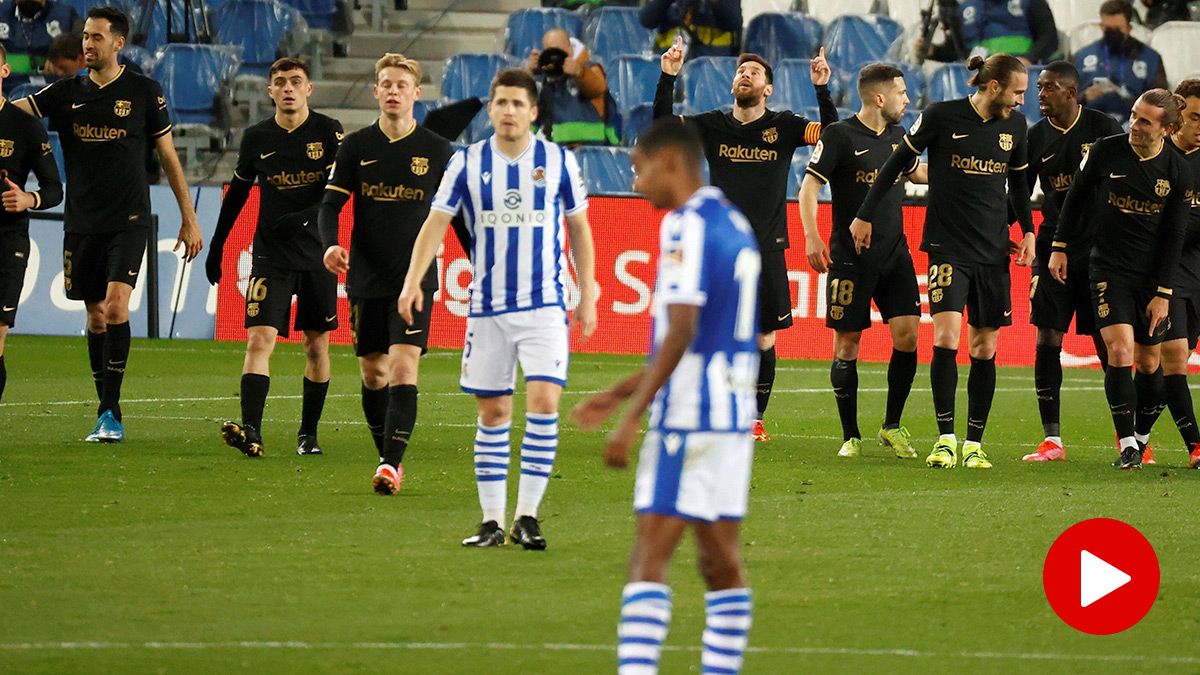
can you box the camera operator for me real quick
[1075,0,1167,124]
[638,0,741,60]
[526,28,621,147]
[915,0,1058,66]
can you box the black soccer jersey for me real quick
[1055,134,1193,293]
[1026,106,1123,250]
[903,97,1030,264]
[322,121,453,298]
[26,67,171,234]
[805,114,918,266]
[1167,137,1200,296]
[0,98,62,232]
[233,111,343,271]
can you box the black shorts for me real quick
[759,249,793,333]
[0,230,29,327]
[826,248,921,332]
[349,291,433,357]
[244,265,338,338]
[926,258,1012,328]
[1030,249,1095,335]
[1091,280,1169,346]
[62,229,148,303]
[1165,294,1200,349]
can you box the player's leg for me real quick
[1100,322,1138,465]
[373,289,434,493]
[926,259,966,467]
[962,325,999,469]
[294,269,338,454]
[95,279,133,440]
[1130,297,1186,462]
[1026,327,1069,461]
[874,258,920,458]
[619,513,688,674]
[64,233,108,410]
[0,247,24,401]
[224,270,292,456]
[752,250,793,441]
[1159,336,1200,466]
[0,324,7,401]
[352,298,389,454]
[85,300,106,409]
[461,314,518,545]
[831,330,864,457]
[693,520,752,675]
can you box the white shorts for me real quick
[460,305,570,397]
[633,430,754,522]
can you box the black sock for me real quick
[966,356,996,443]
[931,346,958,435]
[382,384,418,467]
[884,348,917,428]
[0,354,6,401]
[87,329,105,401]
[299,377,329,436]
[1134,366,1165,436]
[1034,343,1063,437]
[361,384,388,453]
[99,321,130,421]
[240,373,270,432]
[1165,374,1200,446]
[756,346,776,419]
[831,358,860,440]
[1105,365,1136,440]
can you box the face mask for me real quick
[1103,28,1126,51]
[15,0,42,17]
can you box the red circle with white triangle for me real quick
[1043,518,1160,635]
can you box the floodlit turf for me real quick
[2,335,1199,674]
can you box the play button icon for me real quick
[1044,518,1159,634]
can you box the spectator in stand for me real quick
[526,28,621,146]
[1075,0,1168,123]
[42,32,142,80]
[916,0,1058,66]
[638,0,741,60]
[0,0,81,85]
[1140,0,1194,28]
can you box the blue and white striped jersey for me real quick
[648,186,761,433]
[430,135,588,317]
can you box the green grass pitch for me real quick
[1,335,1199,674]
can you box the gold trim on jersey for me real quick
[151,124,172,139]
[1048,106,1082,133]
[326,184,352,195]
[26,95,41,118]
[32,191,41,209]
[804,166,829,183]
[1158,286,1174,296]
[967,94,989,122]
[90,65,126,90]
[1138,143,1163,162]
[382,118,417,143]
[903,136,919,153]
[1010,163,1029,171]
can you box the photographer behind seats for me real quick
[525,28,621,147]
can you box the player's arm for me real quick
[319,138,355,275]
[1007,168,1036,266]
[1048,141,1104,282]
[906,162,928,184]
[810,47,837,128]
[1150,162,1193,303]
[397,209,453,323]
[11,98,34,116]
[653,34,685,121]
[4,128,63,213]
[204,133,257,284]
[799,173,829,273]
[566,211,598,339]
[154,133,202,262]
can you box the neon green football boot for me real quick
[837,437,863,457]
[962,442,993,469]
[926,435,957,469]
[878,426,916,459]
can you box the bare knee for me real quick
[301,332,328,363]
[757,331,775,351]
[85,303,106,333]
[359,355,388,390]
[1161,341,1190,375]
[889,317,918,353]
[1134,347,1161,375]
[968,332,998,360]
[246,330,276,359]
[477,396,513,427]
[833,332,861,361]
[103,286,131,324]
[1106,342,1134,367]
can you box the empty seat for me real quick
[287,0,335,30]
[843,60,926,109]
[152,43,241,124]
[609,55,660,111]
[583,7,653,65]
[574,146,635,195]
[216,0,300,78]
[680,56,737,114]
[773,58,843,112]
[1150,21,1200,88]
[926,62,971,102]
[131,0,208,53]
[805,0,876,25]
[504,7,583,58]
[622,101,654,146]
[743,12,823,67]
[824,14,901,95]
[441,53,517,104]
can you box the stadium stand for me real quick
[152,43,241,125]
[743,12,823,66]
[608,54,660,112]
[1149,21,1200,87]
[926,62,971,103]
[680,55,738,113]
[215,0,302,78]
[574,146,636,195]
[1064,19,1153,58]
[131,0,209,53]
[803,0,878,26]
[441,53,518,104]
[622,101,654,146]
[503,7,583,58]
[581,7,653,66]
[287,0,336,30]
[823,14,904,95]
[773,58,843,111]
[464,102,493,143]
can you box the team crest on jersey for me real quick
[411,156,429,176]
[247,302,260,318]
[531,166,547,187]
[0,140,13,158]
[998,133,1013,152]
[1156,179,1171,197]
[930,288,943,303]
[306,142,324,160]
[829,305,843,320]
[1097,303,1109,318]
[1081,142,1092,156]
[762,127,778,144]
[114,100,132,117]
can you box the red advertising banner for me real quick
[215,192,1103,367]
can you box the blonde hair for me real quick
[375,53,422,85]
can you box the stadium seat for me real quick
[130,0,208,53]
[609,55,660,112]
[927,62,971,102]
[824,14,902,96]
[788,147,832,201]
[442,53,517,104]
[413,99,429,125]
[1019,65,1044,123]
[504,7,583,58]
[122,45,156,73]
[1065,19,1153,58]
[680,56,737,114]
[152,43,241,125]
[574,146,635,195]
[216,0,300,78]
[286,0,335,30]
[843,60,926,110]
[773,58,843,112]
[622,102,653,146]
[464,102,493,143]
[47,131,65,182]
[582,7,653,65]
[804,0,877,25]
[1150,21,1200,88]
[1056,0,1108,40]
[743,12,823,67]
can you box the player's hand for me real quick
[810,46,831,87]
[849,218,872,254]
[323,245,349,275]
[1147,296,1170,338]
[570,390,623,430]
[805,236,831,273]
[397,283,422,325]
[603,415,639,469]
[1,177,35,213]
[661,34,685,76]
[573,290,598,340]
[1014,232,1036,267]
[175,212,203,262]
[1048,250,1068,283]
[526,49,540,73]
[204,244,223,285]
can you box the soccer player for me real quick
[1020,61,1124,463]
[654,35,837,441]
[571,120,759,675]
[398,68,597,549]
[14,7,203,442]
[0,42,63,401]
[799,63,928,459]
[204,57,343,458]
[1049,89,1192,470]
[852,54,1037,469]
[318,53,453,493]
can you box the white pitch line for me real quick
[0,640,1197,664]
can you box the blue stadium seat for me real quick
[152,44,240,125]
[824,14,899,97]
[47,131,65,183]
[862,13,903,46]
[744,13,822,67]
[609,55,659,112]
[131,0,208,53]
[122,45,157,74]
[414,99,429,125]
[844,61,927,110]
[504,8,583,58]
[583,7,653,65]
[680,56,737,114]
[442,53,516,104]
[216,0,299,78]
[622,102,654,146]
[286,0,335,29]
[927,62,971,102]
[8,82,42,102]
[788,147,832,201]
[1019,65,1044,124]
[773,58,843,112]
[574,146,635,195]
[464,102,493,143]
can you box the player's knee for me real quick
[1106,342,1134,366]
[477,398,513,427]
[698,549,744,590]
[301,335,328,363]
[891,323,918,353]
[1134,349,1160,374]
[757,331,775,351]
[85,305,106,333]
[246,331,276,357]
[102,302,128,325]
[1161,343,1189,375]
[389,360,418,386]
[833,332,861,361]
[1036,328,1064,349]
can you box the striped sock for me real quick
[473,419,511,526]
[701,588,752,674]
[618,582,672,675]
[515,412,558,518]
